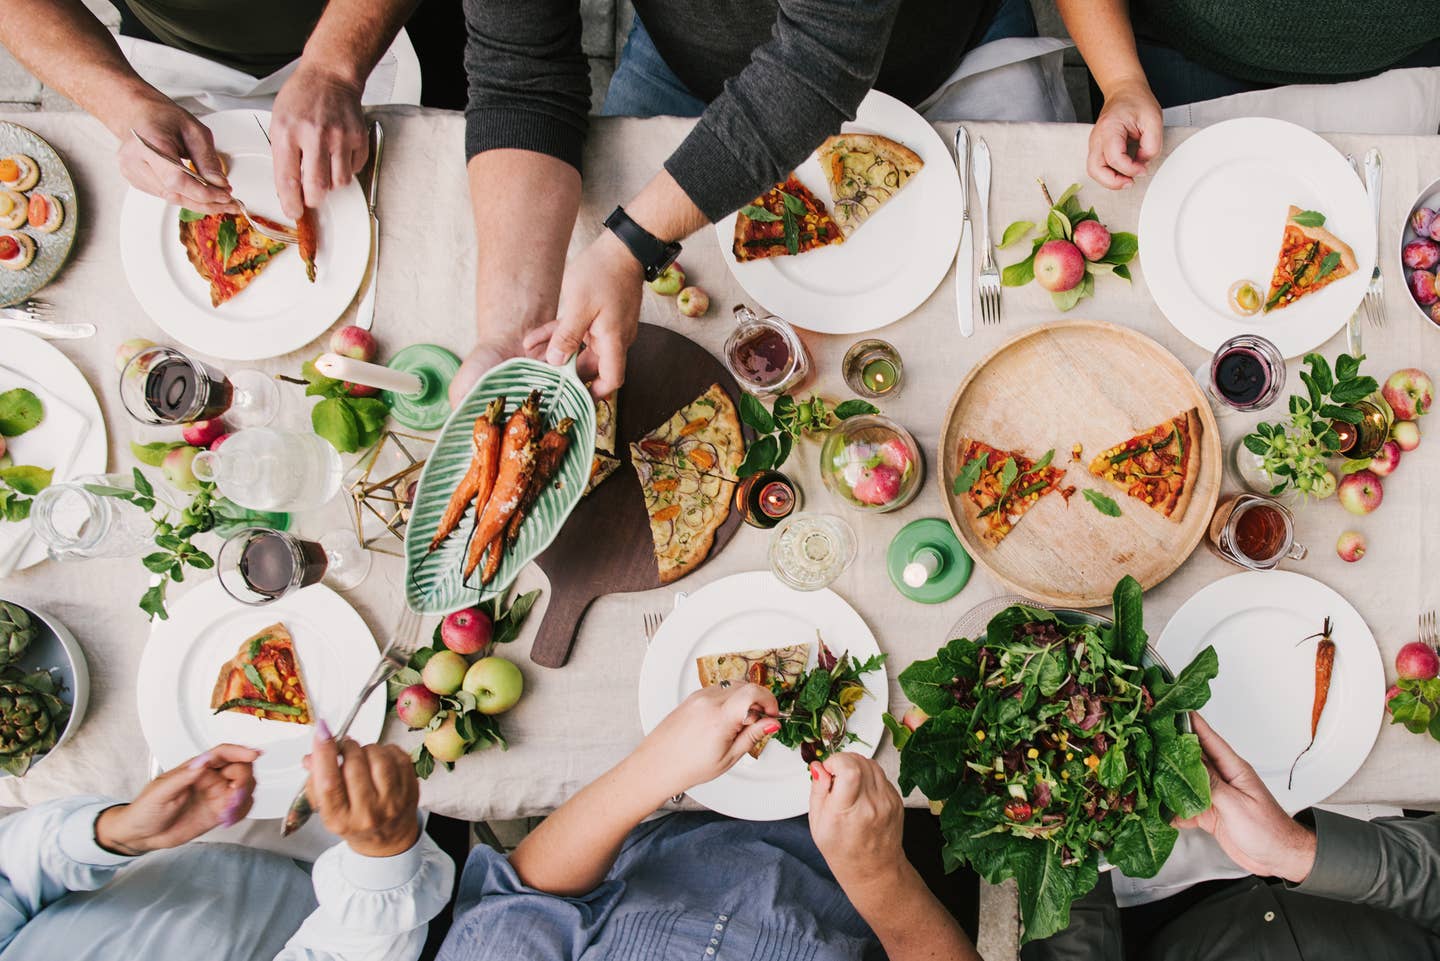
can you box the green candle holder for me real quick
[383,344,461,430]
[886,518,971,603]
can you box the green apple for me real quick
[646,263,685,296]
[423,715,468,763]
[421,650,469,696]
[462,656,524,715]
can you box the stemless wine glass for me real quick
[119,345,278,428]
[768,512,857,591]
[725,305,813,396]
[218,527,371,604]
[192,429,343,512]
[30,474,156,561]
[1196,334,1286,414]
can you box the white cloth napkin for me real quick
[0,366,90,575]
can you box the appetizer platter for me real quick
[528,324,749,668]
[118,109,368,361]
[0,121,79,306]
[1155,570,1383,814]
[938,321,1222,608]
[1138,117,1374,357]
[405,357,596,615]
[638,571,887,820]
[713,89,961,334]
[136,580,386,819]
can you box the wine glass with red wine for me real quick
[1201,335,1285,413]
[218,527,371,605]
[119,346,278,429]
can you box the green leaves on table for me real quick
[297,359,392,453]
[1387,677,1440,743]
[999,181,1138,311]
[1082,489,1121,517]
[0,388,43,436]
[736,391,878,478]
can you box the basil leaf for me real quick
[0,388,43,436]
[0,465,51,495]
[178,208,206,223]
[739,204,783,223]
[782,207,799,256]
[998,457,1019,497]
[1083,489,1122,517]
[739,393,775,434]
[735,434,778,478]
[998,220,1035,249]
[1030,449,1055,473]
[833,399,879,419]
[951,453,989,495]
[778,191,807,218]
[216,217,239,263]
[1314,251,1344,282]
[242,663,267,694]
[1290,209,1326,227]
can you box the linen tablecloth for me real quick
[0,107,1436,829]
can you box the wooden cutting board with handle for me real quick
[529,324,749,668]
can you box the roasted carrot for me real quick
[463,391,540,581]
[297,206,318,282]
[480,534,504,585]
[504,418,574,552]
[429,397,504,553]
[1289,617,1335,790]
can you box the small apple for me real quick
[329,325,378,362]
[901,706,929,732]
[344,381,381,398]
[851,464,902,506]
[462,656,524,714]
[423,715,469,764]
[209,433,232,451]
[1311,469,1338,500]
[1072,220,1111,261]
[879,438,912,472]
[1396,641,1440,681]
[1393,419,1421,451]
[441,607,493,656]
[395,683,441,728]
[1337,470,1383,515]
[182,419,227,448]
[1382,368,1433,420]
[676,286,709,317]
[1369,440,1402,477]
[1033,240,1086,293]
[1408,270,1439,307]
[1385,684,1402,715]
[114,337,156,373]
[161,445,202,492]
[646,263,685,296]
[421,649,469,696]
[1335,530,1366,563]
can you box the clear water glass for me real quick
[192,429,343,512]
[768,512,857,591]
[30,474,155,560]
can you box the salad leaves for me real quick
[890,576,1218,943]
[771,636,885,764]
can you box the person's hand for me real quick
[808,753,905,886]
[94,744,260,855]
[449,336,539,409]
[270,62,368,220]
[304,723,420,858]
[630,683,780,801]
[113,93,234,213]
[1087,78,1164,189]
[522,231,643,398]
[1174,713,1317,883]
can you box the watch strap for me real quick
[604,206,681,282]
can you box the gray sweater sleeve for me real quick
[664,0,904,222]
[1294,810,1440,934]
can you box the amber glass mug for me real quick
[1207,494,1307,570]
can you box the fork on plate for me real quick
[0,299,94,339]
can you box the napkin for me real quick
[0,365,91,575]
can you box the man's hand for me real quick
[304,723,420,858]
[522,231,643,398]
[808,753,906,886]
[114,94,234,213]
[270,62,368,220]
[1087,77,1163,189]
[630,684,780,802]
[1175,713,1318,883]
[94,744,260,856]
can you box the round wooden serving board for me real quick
[937,320,1222,608]
[528,324,748,669]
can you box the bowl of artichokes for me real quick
[0,599,88,777]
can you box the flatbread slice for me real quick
[953,440,1069,546]
[1088,409,1203,521]
[733,175,844,262]
[210,623,313,724]
[1263,205,1358,312]
[584,451,621,496]
[180,211,289,307]
[818,133,923,237]
[697,644,811,758]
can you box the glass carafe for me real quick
[192,429,343,512]
[724,305,813,396]
[30,474,156,561]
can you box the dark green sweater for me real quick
[1134,0,1440,85]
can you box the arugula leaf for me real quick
[797,668,834,712]
[998,220,1034,249]
[951,453,989,495]
[1083,489,1121,517]
[739,204,782,223]
[998,457,1019,497]
[1290,209,1326,227]
[1148,645,1218,717]
[178,208,207,223]
[0,388,43,436]
[216,216,239,263]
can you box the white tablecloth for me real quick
[0,107,1437,827]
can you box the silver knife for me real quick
[353,121,384,331]
[954,126,974,337]
[1344,154,1363,356]
[0,314,94,339]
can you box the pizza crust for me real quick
[818,133,924,237]
[1170,407,1203,523]
[1284,205,1358,274]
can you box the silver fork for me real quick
[281,606,422,836]
[1361,148,1385,329]
[1422,610,1437,651]
[11,299,54,320]
[973,138,1001,326]
[643,610,664,642]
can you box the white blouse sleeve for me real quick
[275,828,455,961]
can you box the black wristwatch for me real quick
[604,206,682,282]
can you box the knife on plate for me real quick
[953,126,974,337]
[353,121,384,332]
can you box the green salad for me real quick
[887,576,1219,943]
[770,637,885,764]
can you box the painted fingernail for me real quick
[763,722,781,735]
[316,719,332,742]
[220,791,242,827]
[188,751,213,770]
[810,761,823,781]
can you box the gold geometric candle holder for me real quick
[347,430,434,556]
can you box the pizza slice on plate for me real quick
[818,133,923,237]
[697,644,811,757]
[180,211,290,307]
[952,439,1069,546]
[733,175,844,262]
[584,390,620,496]
[1088,409,1202,520]
[211,622,313,724]
[1263,205,1357,312]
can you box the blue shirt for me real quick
[438,813,883,961]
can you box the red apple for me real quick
[114,337,156,373]
[440,607,493,656]
[181,419,226,448]
[1335,530,1366,563]
[344,381,381,398]
[1382,368,1433,420]
[395,683,440,728]
[1337,470,1383,515]
[851,465,902,506]
[1033,240,1086,292]
[1396,641,1440,681]
[209,433,232,451]
[1369,440,1402,477]
[676,286,709,317]
[329,325,378,362]
[1072,220,1111,261]
[1393,420,1421,451]
[162,445,202,492]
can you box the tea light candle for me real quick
[1331,420,1358,454]
[842,339,904,399]
[862,358,897,394]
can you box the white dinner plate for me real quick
[136,579,386,820]
[118,110,369,361]
[0,331,107,573]
[637,571,887,820]
[1139,117,1375,358]
[1154,570,1383,814]
[713,89,962,334]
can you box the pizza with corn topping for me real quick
[1263,206,1357,312]
[179,210,289,307]
[953,440,1069,546]
[210,623,313,724]
[732,175,844,262]
[1088,409,1202,521]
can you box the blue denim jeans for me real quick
[601,0,1037,119]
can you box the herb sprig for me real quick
[736,393,877,477]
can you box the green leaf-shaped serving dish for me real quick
[404,357,596,614]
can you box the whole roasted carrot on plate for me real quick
[504,417,575,553]
[297,206,318,282]
[1289,616,1335,790]
[463,391,540,581]
[429,397,504,553]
